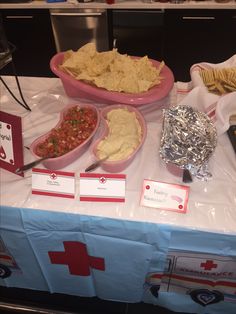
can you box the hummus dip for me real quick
[97,108,142,161]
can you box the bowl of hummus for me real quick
[90,105,147,173]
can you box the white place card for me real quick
[32,168,75,198]
[80,173,126,202]
[140,179,189,213]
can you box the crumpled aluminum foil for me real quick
[160,105,217,180]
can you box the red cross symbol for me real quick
[50,173,57,180]
[99,177,106,184]
[200,260,217,271]
[48,241,105,276]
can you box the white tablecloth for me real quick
[1,76,236,313]
[1,75,236,235]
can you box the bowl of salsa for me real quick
[30,103,100,170]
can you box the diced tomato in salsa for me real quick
[35,106,97,158]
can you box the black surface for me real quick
[1,8,236,80]
[0,286,191,314]
[227,125,236,154]
[111,9,165,62]
[110,9,236,82]
[163,9,236,82]
[0,9,57,77]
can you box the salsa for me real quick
[35,106,98,158]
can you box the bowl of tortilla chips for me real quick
[50,43,174,106]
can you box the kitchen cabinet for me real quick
[0,7,235,81]
[0,9,57,77]
[111,9,165,61]
[163,9,236,82]
[110,9,236,82]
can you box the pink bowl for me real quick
[90,104,147,173]
[30,103,100,170]
[50,52,174,106]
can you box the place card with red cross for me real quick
[32,168,75,198]
[80,173,126,202]
[0,111,24,176]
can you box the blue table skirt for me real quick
[1,205,236,314]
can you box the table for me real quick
[0,76,236,314]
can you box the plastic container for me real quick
[90,105,147,173]
[50,52,174,107]
[30,103,100,170]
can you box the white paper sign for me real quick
[80,173,126,202]
[32,168,75,198]
[140,179,189,213]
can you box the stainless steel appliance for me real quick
[50,8,110,52]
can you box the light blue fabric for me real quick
[1,205,236,313]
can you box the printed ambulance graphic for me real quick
[145,251,236,306]
[0,237,20,278]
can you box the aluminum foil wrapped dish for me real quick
[160,105,217,180]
